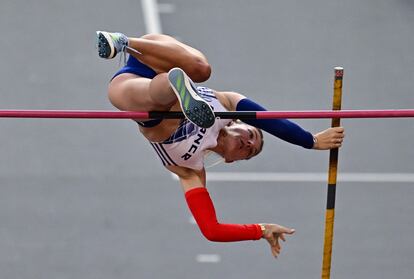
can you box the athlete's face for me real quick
[221,122,263,163]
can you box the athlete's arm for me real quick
[166,165,262,242]
[215,91,345,150]
[167,166,296,256]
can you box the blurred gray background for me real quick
[0,0,413,278]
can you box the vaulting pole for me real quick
[321,67,343,278]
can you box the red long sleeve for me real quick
[185,187,262,242]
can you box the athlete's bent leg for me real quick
[109,69,215,128]
[98,31,215,127]
[97,31,211,82]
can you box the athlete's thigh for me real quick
[108,73,157,111]
[141,34,208,61]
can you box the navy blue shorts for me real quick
[112,55,162,127]
[112,55,157,79]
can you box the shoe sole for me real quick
[96,31,116,59]
[168,68,215,128]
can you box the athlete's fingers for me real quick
[267,236,277,246]
[275,240,281,254]
[273,244,280,254]
[334,127,345,133]
[272,248,278,258]
[268,239,278,257]
[279,227,295,234]
[274,237,281,247]
[272,246,279,258]
[273,240,282,257]
[335,132,344,138]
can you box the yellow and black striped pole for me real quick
[321,67,343,279]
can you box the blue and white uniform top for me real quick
[150,87,231,171]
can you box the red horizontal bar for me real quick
[255,110,414,119]
[0,110,150,119]
[0,109,413,119]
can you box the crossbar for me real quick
[0,109,413,119]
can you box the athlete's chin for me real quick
[224,154,244,163]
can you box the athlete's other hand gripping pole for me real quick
[322,67,343,278]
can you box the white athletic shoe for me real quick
[96,31,128,59]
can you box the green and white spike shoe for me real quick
[168,67,215,128]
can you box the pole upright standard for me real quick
[321,67,343,279]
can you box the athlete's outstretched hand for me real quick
[262,223,295,258]
[313,127,345,150]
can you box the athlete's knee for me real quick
[187,59,211,82]
[140,33,211,82]
[107,81,126,109]
[107,77,142,110]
